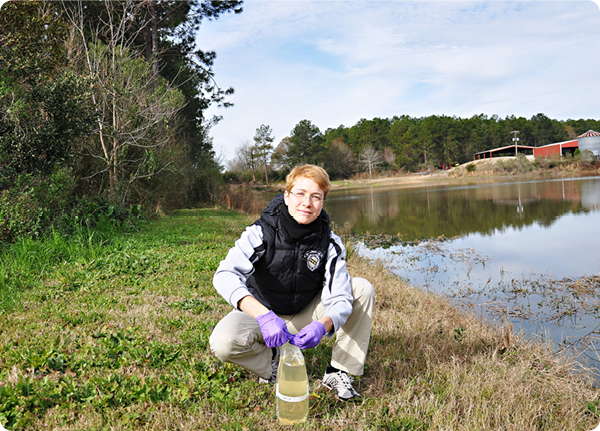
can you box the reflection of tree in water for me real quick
[329,178,600,379]
[327,180,590,241]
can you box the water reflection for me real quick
[325,176,600,379]
[326,178,596,240]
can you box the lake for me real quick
[324,175,600,379]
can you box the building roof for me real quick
[472,144,536,156]
[578,130,600,138]
[536,139,579,148]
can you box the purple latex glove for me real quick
[290,321,327,349]
[256,310,293,348]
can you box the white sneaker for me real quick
[322,370,361,401]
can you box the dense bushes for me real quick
[1,169,71,243]
[223,168,288,185]
[0,1,239,242]
[0,168,143,244]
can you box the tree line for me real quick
[0,0,241,242]
[228,115,600,181]
[2,1,599,242]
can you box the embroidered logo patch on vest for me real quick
[305,250,324,272]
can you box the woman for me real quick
[210,164,375,401]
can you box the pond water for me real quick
[324,175,600,380]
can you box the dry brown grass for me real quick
[220,184,274,214]
[346,254,599,430]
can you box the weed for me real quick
[169,298,212,314]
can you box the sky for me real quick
[196,0,600,164]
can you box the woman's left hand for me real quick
[290,321,327,349]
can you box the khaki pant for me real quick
[209,278,375,380]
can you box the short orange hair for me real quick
[285,164,331,199]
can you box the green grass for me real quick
[0,208,599,430]
[0,208,257,429]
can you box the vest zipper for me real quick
[292,241,300,312]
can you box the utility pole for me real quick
[511,130,520,156]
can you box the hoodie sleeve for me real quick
[213,224,265,309]
[320,231,354,335]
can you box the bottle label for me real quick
[276,384,309,402]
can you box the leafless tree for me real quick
[326,139,356,179]
[358,145,383,178]
[382,147,397,170]
[61,0,185,204]
[228,140,254,174]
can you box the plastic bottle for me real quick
[276,342,309,424]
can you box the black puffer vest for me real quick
[246,195,331,315]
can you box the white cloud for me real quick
[198,1,600,162]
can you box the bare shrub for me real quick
[220,185,268,215]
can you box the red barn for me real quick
[533,139,579,158]
[472,130,600,160]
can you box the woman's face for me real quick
[283,177,325,224]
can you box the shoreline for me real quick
[329,157,600,191]
[224,158,600,217]
[226,156,600,199]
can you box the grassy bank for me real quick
[0,209,599,430]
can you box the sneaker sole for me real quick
[322,381,361,401]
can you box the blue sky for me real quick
[198,1,600,164]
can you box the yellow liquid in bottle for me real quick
[276,344,308,425]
